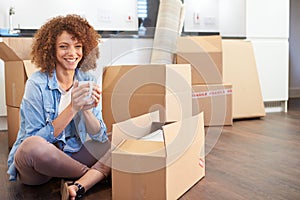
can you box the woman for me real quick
[7,14,110,200]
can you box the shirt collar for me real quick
[47,68,79,90]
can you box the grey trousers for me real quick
[14,136,111,185]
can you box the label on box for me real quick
[192,88,232,99]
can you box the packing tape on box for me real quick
[192,88,232,99]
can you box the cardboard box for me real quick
[111,111,205,200]
[192,84,233,126]
[0,38,38,147]
[0,37,38,107]
[222,39,266,119]
[102,64,192,133]
[7,106,20,148]
[176,35,223,84]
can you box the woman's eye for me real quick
[59,45,68,49]
[75,45,82,49]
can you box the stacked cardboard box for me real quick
[0,38,38,147]
[176,35,233,126]
[102,64,205,199]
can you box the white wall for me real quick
[219,0,246,37]
[0,0,138,31]
[184,0,219,32]
[183,0,246,37]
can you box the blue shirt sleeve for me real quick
[21,79,57,143]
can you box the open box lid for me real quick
[111,110,161,149]
[112,110,204,157]
[111,112,204,174]
[162,112,203,163]
[0,37,33,61]
[23,60,39,77]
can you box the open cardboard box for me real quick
[102,64,192,133]
[0,37,38,107]
[176,35,223,85]
[111,111,205,200]
[0,37,38,147]
[192,83,233,126]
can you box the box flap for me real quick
[23,60,39,77]
[0,38,33,61]
[162,113,204,164]
[111,111,160,149]
[0,40,21,61]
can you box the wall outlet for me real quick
[97,9,112,23]
[204,16,216,26]
[193,12,201,24]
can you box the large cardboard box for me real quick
[176,35,223,84]
[7,106,20,148]
[222,39,265,119]
[192,84,233,126]
[111,111,205,200]
[102,64,192,133]
[0,37,37,107]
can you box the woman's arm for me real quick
[82,109,101,135]
[52,104,77,137]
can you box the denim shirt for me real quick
[7,68,108,181]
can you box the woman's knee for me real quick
[15,136,52,163]
[18,136,48,153]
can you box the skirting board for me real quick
[289,87,300,98]
[264,101,287,113]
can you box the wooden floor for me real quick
[1,99,300,200]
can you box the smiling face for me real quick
[55,31,83,72]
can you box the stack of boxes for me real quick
[0,38,37,147]
[1,35,234,198]
[176,35,233,126]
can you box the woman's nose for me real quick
[68,46,77,55]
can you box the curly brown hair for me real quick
[31,14,101,76]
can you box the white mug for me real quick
[78,81,94,104]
